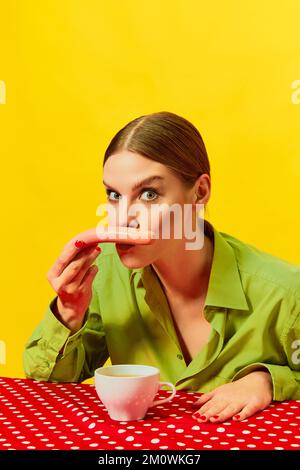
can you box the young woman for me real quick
[24,111,300,424]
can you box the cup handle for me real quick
[151,381,176,407]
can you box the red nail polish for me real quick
[234,414,240,420]
[212,415,219,419]
[199,415,207,421]
[75,240,86,248]
[95,246,101,252]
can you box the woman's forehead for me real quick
[103,152,174,185]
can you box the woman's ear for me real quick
[194,174,211,205]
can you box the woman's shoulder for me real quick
[221,230,300,301]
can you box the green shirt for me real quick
[23,224,300,401]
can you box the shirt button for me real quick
[177,354,183,360]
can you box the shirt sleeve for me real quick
[231,309,300,401]
[23,281,109,383]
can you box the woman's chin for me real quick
[115,243,155,269]
[116,251,147,269]
[119,258,146,269]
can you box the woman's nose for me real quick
[119,219,140,229]
[129,220,140,229]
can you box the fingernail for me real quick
[95,246,102,252]
[198,415,207,421]
[212,415,219,419]
[233,414,240,420]
[75,240,86,248]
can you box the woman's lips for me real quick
[116,243,134,251]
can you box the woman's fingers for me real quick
[48,225,154,279]
[192,397,245,423]
[79,263,99,288]
[191,392,214,408]
[69,227,155,248]
[232,402,260,421]
[207,404,243,423]
[54,246,101,291]
[69,248,101,287]
[48,242,97,279]
[193,397,227,419]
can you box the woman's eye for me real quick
[106,191,121,202]
[140,190,159,202]
[106,189,159,202]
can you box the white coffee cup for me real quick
[94,364,176,421]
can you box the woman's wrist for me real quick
[52,297,85,334]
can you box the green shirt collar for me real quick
[205,226,249,311]
[129,223,249,312]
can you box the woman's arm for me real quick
[230,307,300,401]
[191,308,300,423]
[23,282,109,383]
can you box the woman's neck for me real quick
[151,233,214,302]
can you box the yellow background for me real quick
[0,1,300,383]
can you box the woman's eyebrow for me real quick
[102,175,165,192]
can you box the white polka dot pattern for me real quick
[0,377,299,450]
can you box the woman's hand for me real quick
[47,241,102,335]
[191,370,273,423]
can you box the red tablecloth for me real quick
[0,377,299,450]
